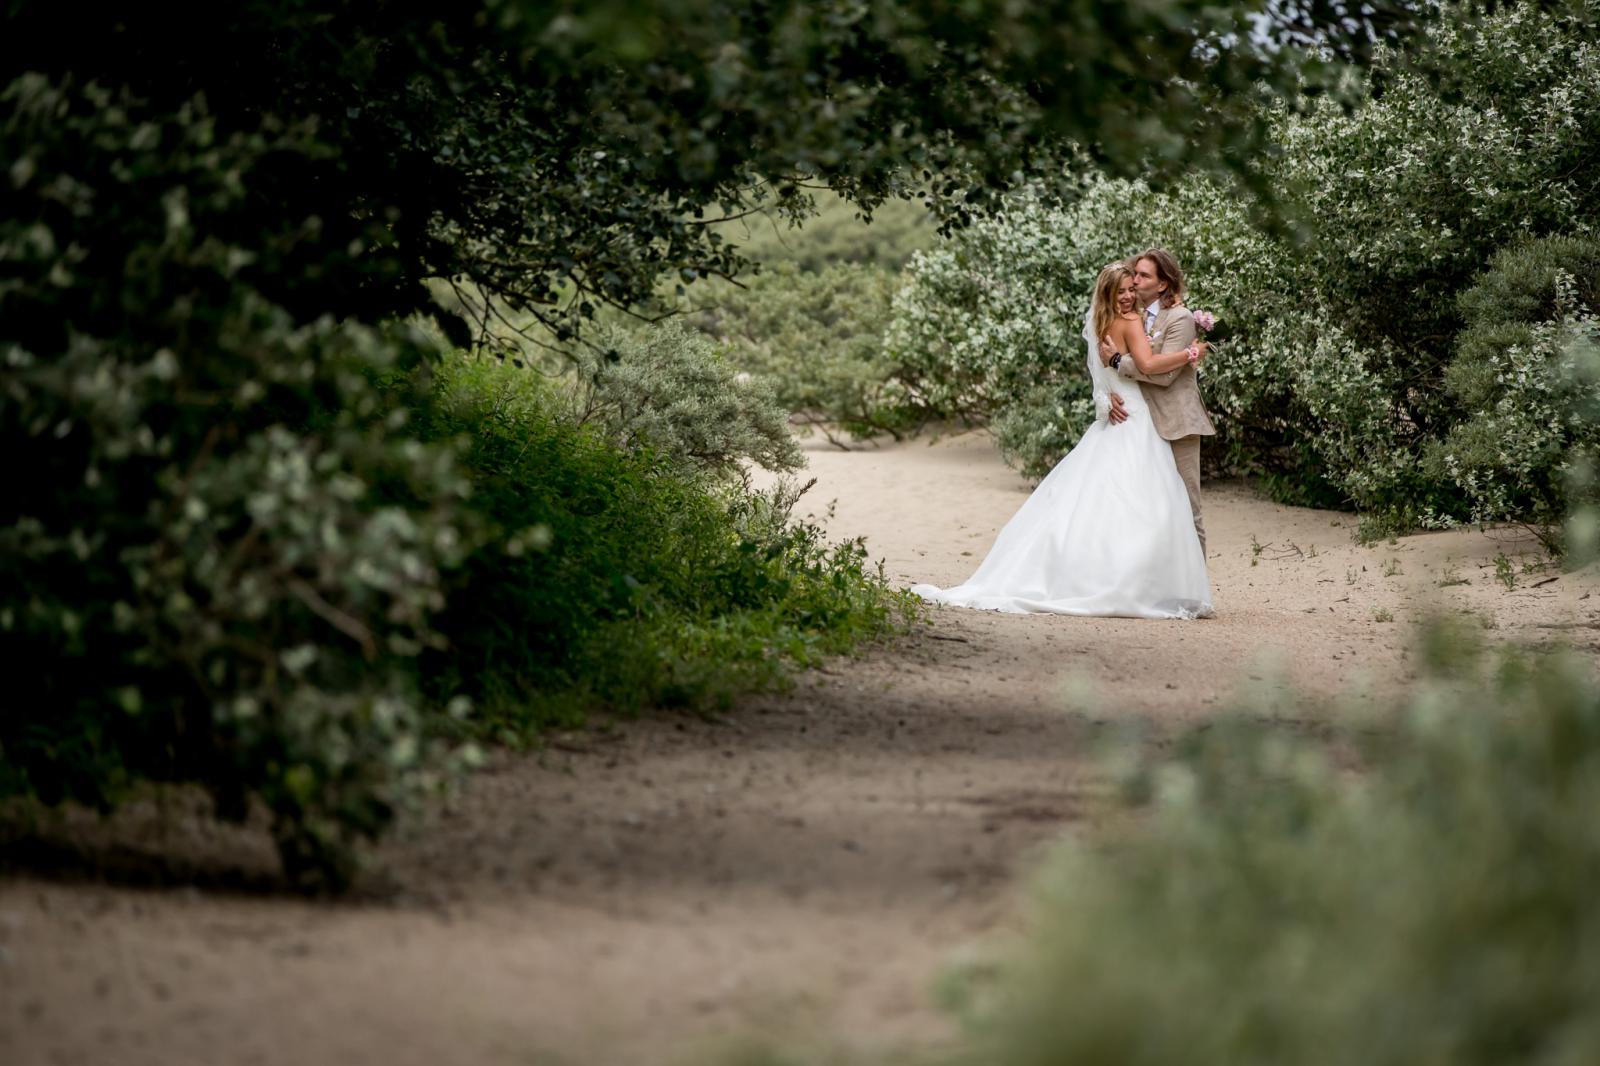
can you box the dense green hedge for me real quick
[1424,236,1600,543]
[0,76,480,887]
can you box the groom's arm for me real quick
[1118,362,1182,387]
[1116,311,1196,386]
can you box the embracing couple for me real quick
[911,249,1216,620]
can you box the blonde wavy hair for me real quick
[1092,262,1134,346]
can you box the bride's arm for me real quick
[1117,320,1194,376]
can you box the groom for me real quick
[1100,249,1216,556]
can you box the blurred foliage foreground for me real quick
[885,621,1600,1066]
[721,621,1600,1066]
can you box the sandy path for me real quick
[5,430,1598,1066]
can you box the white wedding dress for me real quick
[909,312,1213,619]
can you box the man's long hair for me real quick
[1136,248,1185,309]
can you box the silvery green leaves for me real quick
[689,260,920,445]
[562,320,804,483]
[0,77,480,888]
[968,629,1600,1066]
[1423,236,1600,551]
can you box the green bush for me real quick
[1564,330,1600,565]
[663,195,936,446]
[690,262,925,443]
[1424,235,1600,546]
[949,623,1600,1066]
[562,319,803,480]
[0,76,478,889]
[989,383,1099,482]
[414,354,916,740]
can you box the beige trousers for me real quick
[1169,435,1205,557]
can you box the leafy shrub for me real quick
[1424,235,1600,546]
[1563,330,1600,564]
[413,355,916,739]
[0,76,478,888]
[690,262,925,443]
[562,319,804,480]
[950,623,1600,1066]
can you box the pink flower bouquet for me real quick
[1189,309,1231,344]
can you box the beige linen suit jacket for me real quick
[1117,304,1216,441]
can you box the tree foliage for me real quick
[0,75,479,887]
[5,0,1435,346]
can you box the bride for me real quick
[909,263,1214,619]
